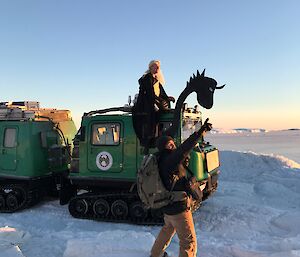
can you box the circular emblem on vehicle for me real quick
[96,151,113,171]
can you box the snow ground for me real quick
[1,139,300,257]
[206,130,300,163]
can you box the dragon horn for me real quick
[216,84,226,89]
[201,69,206,76]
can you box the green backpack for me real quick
[137,154,187,209]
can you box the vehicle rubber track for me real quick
[0,184,42,213]
[68,192,164,225]
[68,191,206,225]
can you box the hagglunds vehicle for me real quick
[63,70,224,225]
[0,101,77,212]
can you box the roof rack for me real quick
[0,101,72,122]
[84,106,133,117]
[0,101,40,110]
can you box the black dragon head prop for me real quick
[187,69,225,109]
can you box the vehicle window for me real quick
[92,123,120,145]
[157,121,172,137]
[4,128,17,147]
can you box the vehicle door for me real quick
[87,122,123,173]
[0,126,18,172]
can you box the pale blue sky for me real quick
[1,0,299,129]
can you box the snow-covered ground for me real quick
[206,129,300,163]
[1,131,300,257]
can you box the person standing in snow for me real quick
[150,119,212,257]
[132,60,175,153]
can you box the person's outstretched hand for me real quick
[168,96,175,103]
[200,118,212,133]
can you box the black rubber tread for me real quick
[68,192,164,225]
[0,184,43,213]
[0,184,28,212]
[67,190,213,225]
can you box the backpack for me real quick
[137,154,187,209]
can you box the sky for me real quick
[0,0,299,130]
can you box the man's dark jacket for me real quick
[158,131,203,215]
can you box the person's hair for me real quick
[144,60,165,85]
[148,60,160,69]
[156,135,174,152]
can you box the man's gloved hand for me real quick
[168,96,175,103]
[199,118,212,133]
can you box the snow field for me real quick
[0,150,300,257]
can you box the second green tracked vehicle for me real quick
[0,101,77,212]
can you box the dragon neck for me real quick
[165,86,193,137]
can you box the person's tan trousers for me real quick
[151,209,197,257]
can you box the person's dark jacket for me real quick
[159,131,203,215]
[138,73,169,110]
[132,73,170,148]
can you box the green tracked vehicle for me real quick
[0,101,77,212]
[66,107,219,225]
[63,70,224,225]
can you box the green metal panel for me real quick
[87,122,124,173]
[122,116,139,179]
[71,110,218,185]
[188,150,207,180]
[73,111,195,181]
[1,121,52,177]
[0,119,77,179]
[26,122,55,177]
[76,115,138,180]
